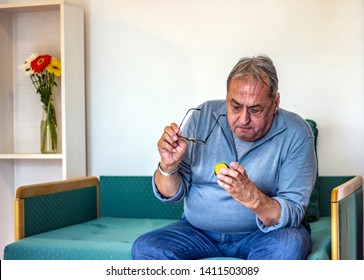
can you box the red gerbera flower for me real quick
[30,54,52,73]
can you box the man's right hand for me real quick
[157,122,187,173]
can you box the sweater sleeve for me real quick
[152,170,186,203]
[257,135,317,232]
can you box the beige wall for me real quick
[2,0,363,178]
[83,0,364,178]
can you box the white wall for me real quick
[82,0,364,178]
[0,0,362,261]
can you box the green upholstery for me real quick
[317,176,355,217]
[305,176,355,260]
[100,176,183,219]
[306,217,331,260]
[304,119,320,222]
[4,217,176,260]
[4,175,359,260]
[338,187,363,259]
[23,187,98,237]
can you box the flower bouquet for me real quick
[21,53,61,153]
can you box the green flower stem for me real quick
[38,73,57,153]
[30,69,58,153]
[41,98,57,153]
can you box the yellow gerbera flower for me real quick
[46,58,62,77]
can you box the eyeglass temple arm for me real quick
[178,108,201,129]
[203,114,226,143]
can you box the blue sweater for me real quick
[153,100,317,234]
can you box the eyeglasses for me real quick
[178,108,226,144]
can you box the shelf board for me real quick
[0,1,62,13]
[0,153,63,159]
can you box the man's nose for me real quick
[239,108,251,125]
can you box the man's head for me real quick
[226,55,280,142]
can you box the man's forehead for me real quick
[228,79,271,101]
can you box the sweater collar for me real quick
[215,107,287,156]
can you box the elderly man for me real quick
[132,55,317,260]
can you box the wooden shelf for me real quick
[0,0,86,259]
[0,153,63,160]
[0,1,61,13]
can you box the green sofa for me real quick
[3,174,363,260]
[3,120,364,260]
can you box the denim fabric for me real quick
[132,218,311,260]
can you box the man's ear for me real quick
[274,92,280,113]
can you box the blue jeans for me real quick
[132,218,311,260]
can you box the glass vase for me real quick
[40,109,57,154]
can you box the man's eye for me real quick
[248,108,262,115]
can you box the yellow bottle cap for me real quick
[214,162,229,175]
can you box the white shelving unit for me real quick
[0,0,86,259]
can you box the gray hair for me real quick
[226,55,279,99]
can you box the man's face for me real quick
[226,77,280,142]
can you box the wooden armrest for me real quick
[16,176,99,199]
[331,175,363,260]
[15,176,100,241]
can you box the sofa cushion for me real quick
[4,217,178,260]
[306,216,331,260]
[5,216,331,260]
[100,176,183,219]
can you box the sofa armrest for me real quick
[331,175,363,260]
[15,176,100,240]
